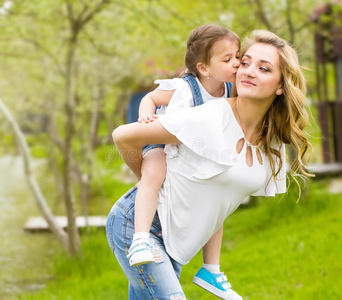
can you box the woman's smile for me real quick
[241,80,256,86]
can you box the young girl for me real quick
[127,25,241,298]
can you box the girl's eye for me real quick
[224,59,231,62]
[260,67,269,72]
[241,62,248,66]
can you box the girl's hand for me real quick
[138,114,158,123]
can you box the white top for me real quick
[154,77,228,114]
[154,77,229,156]
[157,98,286,265]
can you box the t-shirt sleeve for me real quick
[154,78,187,91]
[251,141,286,197]
[158,99,235,167]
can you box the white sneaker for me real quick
[127,238,155,267]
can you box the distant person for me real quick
[108,30,312,300]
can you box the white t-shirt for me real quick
[154,77,229,156]
[157,98,286,265]
[154,77,229,114]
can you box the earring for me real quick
[207,76,210,79]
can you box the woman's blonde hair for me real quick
[239,30,313,188]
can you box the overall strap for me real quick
[181,74,204,106]
[225,82,233,98]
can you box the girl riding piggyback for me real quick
[127,25,241,299]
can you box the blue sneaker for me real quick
[193,267,243,300]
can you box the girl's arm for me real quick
[112,120,180,180]
[122,89,174,181]
[138,89,174,123]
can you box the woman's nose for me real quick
[242,66,255,77]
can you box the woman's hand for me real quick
[138,114,158,123]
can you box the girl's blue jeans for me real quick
[106,186,186,300]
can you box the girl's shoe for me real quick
[127,238,155,267]
[193,267,243,300]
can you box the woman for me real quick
[107,30,312,300]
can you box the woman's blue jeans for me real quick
[106,186,186,300]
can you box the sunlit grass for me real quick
[18,176,342,300]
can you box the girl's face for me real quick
[206,39,240,83]
[236,43,283,102]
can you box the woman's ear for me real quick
[196,62,209,78]
[276,86,283,96]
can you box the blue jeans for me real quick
[106,186,186,300]
[142,144,165,155]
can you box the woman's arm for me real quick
[112,120,180,180]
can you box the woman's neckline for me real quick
[223,98,258,148]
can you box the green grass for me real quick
[18,177,342,300]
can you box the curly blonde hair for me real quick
[238,30,313,187]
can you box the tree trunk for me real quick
[47,111,65,198]
[253,0,274,31]
[63,35,81,256]
[0,98,69,252]
[285,0,295,45]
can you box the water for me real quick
[0,156,56,299]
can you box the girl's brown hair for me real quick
[185,25,240,78]
[239,30,313,190]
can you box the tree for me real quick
[0,98,69,252]
[0,0,322,256]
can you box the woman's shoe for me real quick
[127,238,155,267]
[193,267,243,300]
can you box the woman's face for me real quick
[236,43,283,103]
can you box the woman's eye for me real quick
[241,62,248,66]
[224,59,231,62]
[260,67,269,72]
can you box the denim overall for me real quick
[106,77,233,299]
[142,75,233,154]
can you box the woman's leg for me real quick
[106,187,186,300]
[128,283,140,300]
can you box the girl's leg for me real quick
[128,148,166,266]
[134,148,166,233]
[193,225,243,300]
[106,187,186,300]
[202,225,223,266]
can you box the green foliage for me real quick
[91,145,133,196]
[0,0,329,169]
[0,132,15,155]
[17,177,342,300]
[1,1,338,295]
[26,133,50,158]
[18,232,128,300]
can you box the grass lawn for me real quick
[18,177,342,300]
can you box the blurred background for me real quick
[0,0,341,299]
